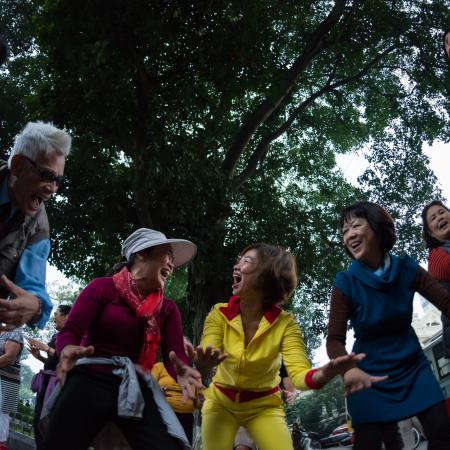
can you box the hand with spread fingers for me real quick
[0,275,41,329]
[169,351,203,401]
[283,389,299,406]
[27,344,42,360]
[185,343,228,378]
[312,353,369,387]
[26,337,48,352]
[343,367,388,396]
[57,344,95,386]
[26,337,50,362]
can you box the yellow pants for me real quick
[201,386,293,450]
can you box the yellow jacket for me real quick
[151,362,195,414]
[201,296,313,392]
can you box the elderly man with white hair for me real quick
[0,121,71,329]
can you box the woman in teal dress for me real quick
[326,201,450,450]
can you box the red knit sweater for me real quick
[428,247,450,282]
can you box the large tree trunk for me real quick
[187,219,230,344]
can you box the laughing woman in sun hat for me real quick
[42,228,202,450]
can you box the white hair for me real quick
[8,121,72,167]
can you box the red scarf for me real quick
[112,267,163,371]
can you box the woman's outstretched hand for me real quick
[56,345,95,386]
[313,353,366,387]
[343,367,388,396]
[185,343,228,377]
[170,351,204,401]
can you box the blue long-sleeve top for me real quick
[0,178,51,329]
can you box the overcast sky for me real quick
[313,140,450,365]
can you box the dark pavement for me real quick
[326,441,427,450]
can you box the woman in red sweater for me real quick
[43,228,201,450]
[422,200,450,359]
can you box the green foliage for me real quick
[0,0,43,155]
[286,377,346,435]
[164,267,193,337]
[21,279,81,354]
[47,279,81,305]
[1,0,449,345]
[358,122,443,259]
[19,363,35,403]
[38,279,81,342]
[13,399,34,436]
[17,399,34,417]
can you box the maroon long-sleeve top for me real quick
[56,277,188,379]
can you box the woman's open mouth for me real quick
[232,273,242,289]
[349,241,361,254]
[160,268,171,280]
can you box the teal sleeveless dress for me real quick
[335,254,444,425]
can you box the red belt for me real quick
[214,383,280,403]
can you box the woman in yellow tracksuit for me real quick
[191,243,369,450]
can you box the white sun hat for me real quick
[121,228,197,268]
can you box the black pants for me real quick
[354,422,403,450]
[43,369,183,450]
[416,401,450,450]
[175,412,193,444]
[354,401,450,450]
[33,375,51,450]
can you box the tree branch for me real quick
[131,68,153,227]
[221,0,348,179]
[230,86,332,194]
[327,44,397,90]
[140,63,182,88]
[231,44,398,193]
[297,239,340,282]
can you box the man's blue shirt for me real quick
[0,177,51,329]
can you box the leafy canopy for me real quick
[1,0,449,342]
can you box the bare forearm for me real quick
[0,354,16,367]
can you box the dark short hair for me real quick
[107,247,155,276]
[443,29,450,59]
[239,243,298,308]
[57,304,72,316]
[421,200,450,249]
[339,201,396,257]
[107,256,131,276]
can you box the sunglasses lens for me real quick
[42,170,64,186]
[26,157,64,186]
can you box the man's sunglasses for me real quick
[24,156,65,187]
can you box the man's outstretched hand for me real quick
[0,276,41,329]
